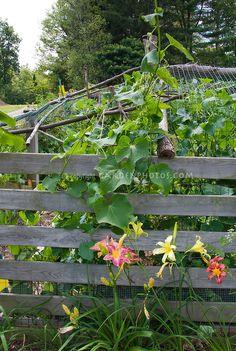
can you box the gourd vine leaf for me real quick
[149,163,174,196]
[19,211,40,226]
[166,33,194,61]
[0,111,16,127]
[67,180,87,198]
[115,136,149,164]
[116,89,144,106]
[87,182,103,208]
[95,155,134,193]
[79,241,95,261]
[156,67,178,89]
[141,10,163,26]
[93,194,133,228]
[141,49,164,74]
[0,128,24,149]
[0,111,24,149]
[42,175,61,193]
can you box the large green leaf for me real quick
[79,241,95,261]
[67,180,87,198]
[18,211,40,226]
[149,163,174,195]
[115,136,149,164]
[200,118,225,136]
[141,50,158,73]
[0,128,24,149]
[116,90,144,106]
[0,111,16,127]
[141,10,163,26]
[201,184,233,195]
[93,194,133,228]
[156,67,178,89]
[87,182,103,208]
[96,155,134,193]
[166,33,194,61]
[42,175,60,193]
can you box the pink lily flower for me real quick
[206,256,227,284]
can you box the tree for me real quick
[0,18,21,98]
[196,0,236,66]
[97,0,154,42]
[39,0,111,88]
[96,37,144,80]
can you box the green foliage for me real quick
[18,211,40,226]
[169,83,236,157]
[67,180,87,198]
[42,175,61,193]
[4,67,52,105]
[0,111,24,149]
[93,194,133,228]
[166,34,194,62]
[0,111,16,127]
[96,156,134,193]
[149,163,174,196]
[156,67,179,89]
[79,241,95,261]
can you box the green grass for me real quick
[0,105,27,113]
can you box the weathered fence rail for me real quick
[0,152,235,322]
[0,153,235,179]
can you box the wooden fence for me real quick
[0,152,236,322]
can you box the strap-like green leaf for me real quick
[166,33,194,61]
[0,110,16,127]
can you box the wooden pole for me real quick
[26,119,39,187]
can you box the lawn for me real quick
[0,104,27,114]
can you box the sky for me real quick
[0,0,56,68]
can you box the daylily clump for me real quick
[152,227,229,285]
[91,234,141,268]
[206,256,227,284]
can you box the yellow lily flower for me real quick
[153,235,176,263]
[100,277,111,286]
[70,307,79,323]
[148,277,155,289]
[117,234,127,249]
[129,222,148,238]
[62,304,79,324]
[62,304,71,316]
[187,236,210,258]
[156,262,174,279]
[0,279,9,293]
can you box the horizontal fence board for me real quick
[0,189,235,216]
[0,294,236,322]
[0,153,236,179]
[0,261,235,288]
[0,225,235,252]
